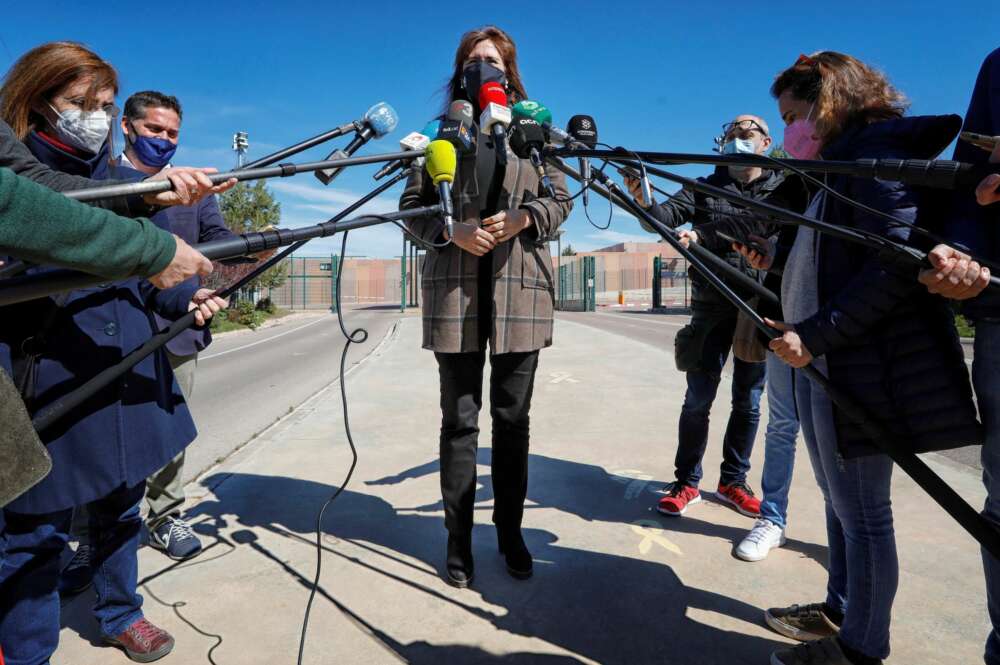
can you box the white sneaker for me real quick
[736,518,786,562]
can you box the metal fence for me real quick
[652,256,692,309]
[555,254,691,310]
[264,254,424,310]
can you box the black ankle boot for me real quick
[445,533,473,588]
[497,528,532,579]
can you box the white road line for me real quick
[200,316,329,361]
[594,311,687,328]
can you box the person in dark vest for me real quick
[623,115,805,521]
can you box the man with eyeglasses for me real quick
[624,114,808,532]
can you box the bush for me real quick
[236,300,266,329]
[956,314,975,339]
[256,297,276,314]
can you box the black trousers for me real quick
[434,350,540,535]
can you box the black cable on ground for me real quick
[297,229,365,665]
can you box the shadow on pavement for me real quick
[369,450,827,568]
[186,464,791,665]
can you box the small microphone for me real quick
[373,129,432,180]
[509,116,556,198]
[315,102,398,185]
[425,139,458,241]
[435,100,476,155]
[568,115,598,206]
[478,82,511,166]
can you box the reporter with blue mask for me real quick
[623,116,808,524]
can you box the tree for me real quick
[769,144,791,160]
[206,180,287,298]
[561,244,577,256]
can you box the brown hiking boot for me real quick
[765,603,840,642]
[104,617,175,663]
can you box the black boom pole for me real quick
[551,154,1000,560]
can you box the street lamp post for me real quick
[232,131,249,169]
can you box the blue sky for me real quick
[3,1,995,257]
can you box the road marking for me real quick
[611,469,656,500]
[631,520,683,556]
[549,371,580,384]
[201,317,329,361]
[595,311,686,328]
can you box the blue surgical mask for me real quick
[722,137,756,155]
[126,121,177,168]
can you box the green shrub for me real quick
[256,297,276,314]
[236,300,265,329]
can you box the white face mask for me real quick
[48,103,111,154]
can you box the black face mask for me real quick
[461,61,507,107]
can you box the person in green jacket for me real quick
[0,166,211,288]
[0,166,216,510]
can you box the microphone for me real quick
[373,128,433,180]
[509,116,556,198]
[478,82,511,166]
[568,115,598,206]
[511,100,572,145]
[315,101,399,185]
[425,139,458,241]
[436,100,476,155]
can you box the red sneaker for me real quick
[717,482,761,518]
[104,617,175,663]
[656,483,702,516]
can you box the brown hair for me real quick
[771,51,908,142]
[0,41,119,139]
[443,26,528,112]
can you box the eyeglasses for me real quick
[721,119,768,141]
[55,95,119,117]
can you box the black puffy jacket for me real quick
[791,115,982,458]
[642,167,807,310]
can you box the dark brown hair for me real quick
[771,51,908,142]
[124,90,183,122]
[0,41,119,139]
[443,26,528,111]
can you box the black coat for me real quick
[790,115,982,458]
[644,167,808,311]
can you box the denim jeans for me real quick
[435,350,539,535]
[675,315,766,488]
[796,359,898,660]
[758,353,801,529]
[976,321,1000,665]
[0,483,146,665]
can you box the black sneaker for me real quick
[59,544,94,596]
[765,603,841,642]
[149,517,203,561]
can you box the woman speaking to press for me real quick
[401,26,572,588]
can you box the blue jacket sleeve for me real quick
[141,277,200,322]
[794,174,922,357]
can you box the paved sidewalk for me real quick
[56,316,989,664]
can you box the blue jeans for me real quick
[976,321,1000,665]
[675,317,766,488]
[759,353,801,529]
[796,360,898,660]
[0,483,146,665]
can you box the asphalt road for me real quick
[556,307,983,473]
[181,305,407,484]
